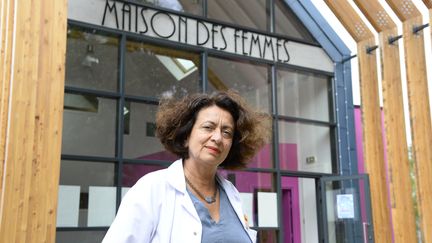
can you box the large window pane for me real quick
[278,121,333,173]
[58,160,115,228]
[123,102,177,161]
[125,41,200,98]
[281,177,319,243]
[275,0,316,43]
[208,0,267,31]
[247,144,274,169]
[62,96,117,157]
[208,56,271,113]
[277,69,330,122]
[131,0,203,16]
[66,27,118,92]
[122,163,166,187]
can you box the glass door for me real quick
[319,175,374,243]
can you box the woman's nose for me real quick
[211,130,222,142]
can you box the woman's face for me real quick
[185,105,234,167]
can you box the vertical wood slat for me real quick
[386,1,432,242]
[353,1,418,242]
[324,1,393,242]
[0,0,67,242]
[357,38,393,243]
[378,27,417,242]
[402,16,432,243]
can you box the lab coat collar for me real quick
[166,159,187,194]
[166,159,256,242]
[166,159,198,218]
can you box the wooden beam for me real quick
[353,1,418,242]
[324,0,374,42]
[353,0,396,31]
[386,1,432,242]
[357,37,393,243]
[324,1,393,242]
[0,0,67,242]
[385,0,421,21]
[421,0,432,9]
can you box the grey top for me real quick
[187,184,252,243]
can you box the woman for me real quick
[102,91,270,243]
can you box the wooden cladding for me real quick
[356,38,393,243]
[0,0,67,242]
[353,0,396,31]
[400,15,432,243]
[324,0,374,42]
[324,0,432,241]
[378,27,417,242]
[351,0,418,242]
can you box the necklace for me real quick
[185,176,218,204]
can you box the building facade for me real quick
[0,0,375,243]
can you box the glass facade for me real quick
[59,1,337,242]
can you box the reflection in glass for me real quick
[122,164,166,187]
[59,160,115,227]
[275,0,316,42]
[64,93,99,113]
[131,0,203,16]
[281,177,319,243]
[123,102,178,161]
[208,0,267,31]
[278,121,333,173]
[208,56,271,113]
[247,144,274,169]
[277,69,330,122]
[62,96,117,157]
[66,27,118,91]
[125,41,200,98]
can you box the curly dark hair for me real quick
[155,90,271,169]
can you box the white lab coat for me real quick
[102,159,257,243]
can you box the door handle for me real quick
[363,222,370,243]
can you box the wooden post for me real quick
[0,0,67,242]
[353,1,418,242]
[324,1,393,242]
[386,1,432,242]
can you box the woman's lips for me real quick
[206,146,221,154]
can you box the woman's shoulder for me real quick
[132,167,170,192]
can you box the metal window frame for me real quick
[59,2,341,241]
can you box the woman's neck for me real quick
[183,158,218,189]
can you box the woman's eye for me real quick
[223,130,233,137]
